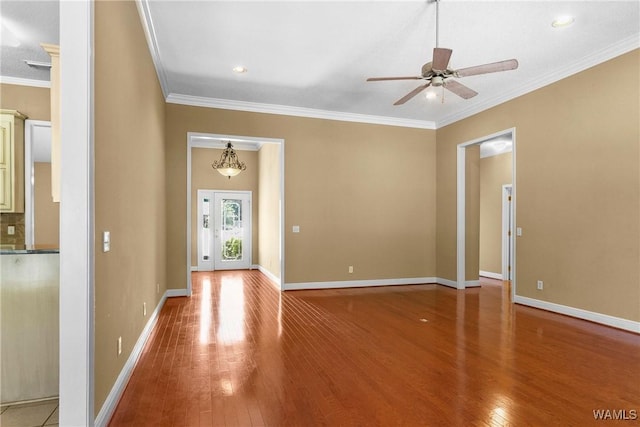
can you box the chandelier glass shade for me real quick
[211,142,247,178]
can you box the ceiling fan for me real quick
[366,0,519,105]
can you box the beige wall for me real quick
[94,0,167,415]
[34,162,59,246]
[165,104,437,287]
[437,49,639,321]
[0,84,51,244]
[258,143,281,279]
[479,152,512,274]
[190,147,259,266]
[0,84,51,121]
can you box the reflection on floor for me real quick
[0,398,58,427]
[108,271,640,426]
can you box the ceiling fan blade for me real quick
[455,59,519,77]
[367,76,422,81]
[432,48,452,72]
[393,83,431,105]
[444,79,478,99]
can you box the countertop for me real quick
[0,244,59,255]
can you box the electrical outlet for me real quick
[348,266,354,274]
[7,225,15,235]
[537,280,544,290]
[143,302,147,317]
[117,336,122,356]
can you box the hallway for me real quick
[108,271,640,426]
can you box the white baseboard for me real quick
[435,278,481,289]
[480,270,503,280]
[514,295,640,334]
[94,292,168,427]
[190,266,198,271]
[283,277,437,291]
[166,288,189,298]
[436,277,459,288]
[256,265,281,289]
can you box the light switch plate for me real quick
[292,225,300,233]
[103,231,110,252]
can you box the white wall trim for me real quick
[167,93,436,130]
[59,1,94,425]
[436,277,458,289]
[94,292,168,427]
[257,265,281,289]
[134,0,169,98]
[167,288,189,298]
[0,75,51,88]
[480,271,503,280]
[190,266,198,272]
[457,128,517,294]
[466,280,481,288]
[436,35,640,128]
[514,295,640,334]
[284,277,437,291]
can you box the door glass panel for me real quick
[202,198,210,261]
[220,199,243,261]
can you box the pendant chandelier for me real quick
[211,142,247,179]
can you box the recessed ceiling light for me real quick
[552,16,575,28]
[232,66,247,74]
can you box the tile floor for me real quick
[0,399,58,427]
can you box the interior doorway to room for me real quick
[457,128,515,299]
[197,190,252,271]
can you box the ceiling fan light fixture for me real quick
[212,142,247,179]
[552,16,575,28]
[431,76,444,87]
[232,66,247,74]
[425,91,437,100]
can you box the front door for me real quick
[197,190,251,271]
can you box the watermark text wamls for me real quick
[593,409,638,420]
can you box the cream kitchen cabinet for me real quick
[0,110,27,212]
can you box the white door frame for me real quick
[59,1,95,425]
[502,184,513,281]
[197,190,252,271]
[186,132,285,296]
[457,128,516,299]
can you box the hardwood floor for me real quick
[108,271,640,426]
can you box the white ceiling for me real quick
[1,1,638,128]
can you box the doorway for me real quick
[197,190,252,271]
[457,128,516,299]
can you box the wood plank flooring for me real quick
[108,271,640,426]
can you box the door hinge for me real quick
[508,265,511,272]
[508,230,511,237]
[508,195,512,201]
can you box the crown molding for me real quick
[436,35,640,128]
[0,75,51,88]
[188,132,262,151]
[166,93,437,130]
[135,0,170,98]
